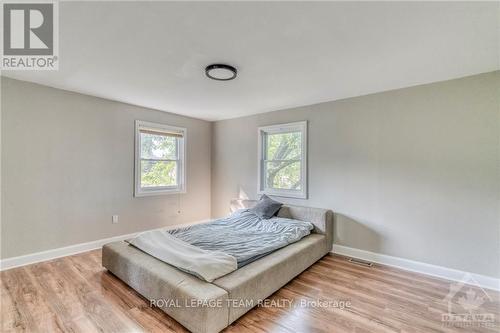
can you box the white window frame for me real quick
[134,120,186,197]
[257,121,307,199]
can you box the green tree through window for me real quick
[259,121,307,198]
[140,133,178,187]
[265,131,301,190]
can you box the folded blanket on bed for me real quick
[129,229,237,282]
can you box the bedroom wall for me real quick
[211,71,500,278]
[1,77,211,259]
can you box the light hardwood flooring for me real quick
[1,250,499,333]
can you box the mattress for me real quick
[167,209,314,267]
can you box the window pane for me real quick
[141,160,177,187]
[140,132,177,160]
[265,161,301,190]
[266,131,301,160]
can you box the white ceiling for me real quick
[3,1,499,121]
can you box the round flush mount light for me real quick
[205,64,237,81]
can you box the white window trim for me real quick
[134,120,187,197]
[257,121,308,199]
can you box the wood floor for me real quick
[1,250,499,333]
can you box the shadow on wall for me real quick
[333,213,382,253]
[238,186,250,200]
[231,185,382,253]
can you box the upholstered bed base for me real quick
[102,201,333,333]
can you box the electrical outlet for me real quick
[112,215,119,224]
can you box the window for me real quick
[135,120,186,196]
[258,121,307,198]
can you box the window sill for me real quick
[258,189,308,199]
[134,188,185,197]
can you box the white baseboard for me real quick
[4,229,498,292]
[0,219,211,271]
[331,244,500,291]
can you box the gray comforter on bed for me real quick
[168,210,314,267]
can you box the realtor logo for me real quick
[441,274,496,329]
[1,1,58,70]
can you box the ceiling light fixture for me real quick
[205,64,237,81]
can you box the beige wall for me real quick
[2,72,499,278]
[212,72,500,278]
[1,77,211,259]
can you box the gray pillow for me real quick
[249,195,283,219]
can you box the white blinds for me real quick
[139,128,183,138]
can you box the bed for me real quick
[102,199,333,333]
